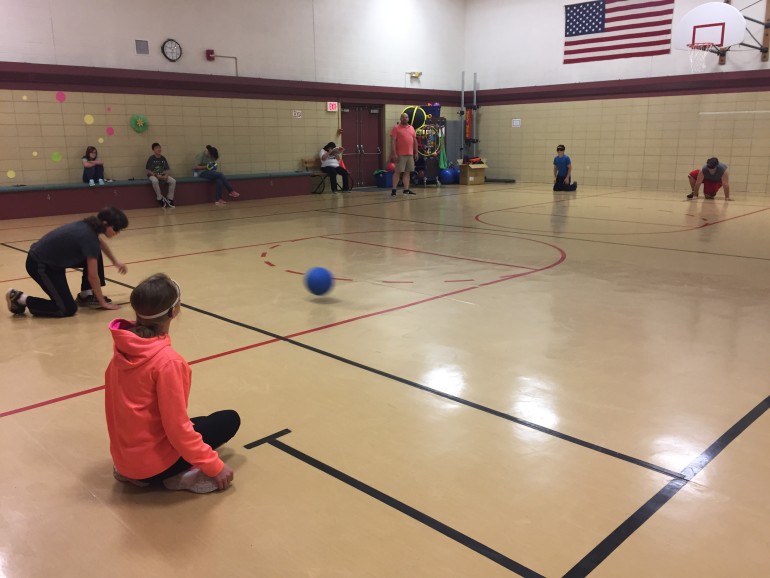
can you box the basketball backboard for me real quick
[673,2,746,49]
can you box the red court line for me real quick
[0,235,317,284]
[476,205,770,236]
[0,385,106,419]
[319,236,538,270]
[0,239,566,419]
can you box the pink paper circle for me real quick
[106,107,112,112]
[106,127,115,136]
[55,92,66,103]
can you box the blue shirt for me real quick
[554,155,571,177]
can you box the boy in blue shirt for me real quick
[553,144,577,191]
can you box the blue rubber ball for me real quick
[438,168,454,184]
[304,267,334,295]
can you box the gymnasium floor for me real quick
[1,182,769,578]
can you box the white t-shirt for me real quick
[320,148,340,168]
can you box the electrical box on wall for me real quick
[205,50,215,61]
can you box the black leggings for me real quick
[25,253,106,317]
[140,410,241,484]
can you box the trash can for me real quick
[374,170,394,188]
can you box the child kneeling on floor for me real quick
[105,273,240,493]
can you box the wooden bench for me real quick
[0,172,314,219]
[302,158,329,194]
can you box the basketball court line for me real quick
[245,428,545,578]
[2,267,685,482]
[499,209,696,228]
[563,395,770,578]
[327,208,770,261]
[476,204,770,236]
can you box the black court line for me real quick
[562,395,770,578]
[245,430,544,578]
[180,302,684,480]
[2,243,683,480]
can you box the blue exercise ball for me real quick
[451,167,460,184]
[304,267,334,296]
[438,168,454,184]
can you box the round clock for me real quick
[161,39,182,62]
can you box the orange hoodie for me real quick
[104,318,223,479]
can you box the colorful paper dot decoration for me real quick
[106,107,112,112]
[55,92,66,103]
[84,114,95,125]
[22,96,28,101]
[106,127,115,136]
[6,170,16,179]
[130,114,149,133]
[51,152,62,162]
[98,138,104,144]
[32,152,38,157]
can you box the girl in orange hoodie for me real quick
[105,273,240,493]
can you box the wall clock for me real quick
[161,39,182,62]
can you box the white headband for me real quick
[135,280,181,319]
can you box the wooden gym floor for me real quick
[1,183,769,578]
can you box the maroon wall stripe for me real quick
[1,61,768,107]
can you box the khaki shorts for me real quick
[395,155,415,173]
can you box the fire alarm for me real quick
[205,49,215,61]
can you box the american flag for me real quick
[564,0,674,64]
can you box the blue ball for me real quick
[304,267,334,295]
[451,167,460,184]
[438,168,454,184]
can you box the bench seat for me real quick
[0,172,315,219]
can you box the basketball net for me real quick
[688,43,715,73]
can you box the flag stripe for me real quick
[565,30,671,47]
[565,38,670,56]
[564,0,674,64]
[566,49,670,64]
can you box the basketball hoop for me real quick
[688,43,717,73]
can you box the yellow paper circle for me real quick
[84,114,95,125]
[32,151,38,157]
[22,96,28,101]
[7,170,16,178]
[98,137,104,144]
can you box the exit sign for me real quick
[327,101,339,112]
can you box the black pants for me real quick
[553,176,577,191]
[321,166,350,192]
[140,410,241,484]
[82,165,105,183]
[24,253,105,317]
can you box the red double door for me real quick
[340,104,383,187]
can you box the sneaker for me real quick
[113,466,150,488]
[88,179,95,187]
[705,195,715,199]
[572,182,578,191]
[686,193,695,199]
[98,179,105,185]
[158,199,167,208]
[5,288,26,315]
[391,189,397,197]
[228,191,240,198]
[404,189,416,195]
[166,198,175,208]
[162,467,219,494]
[76,294,112,308]
[215,199,227,205]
